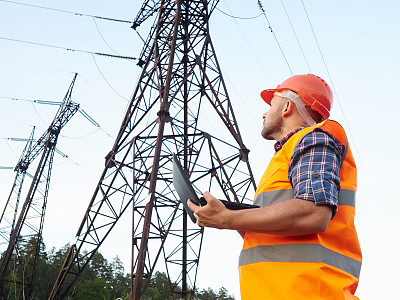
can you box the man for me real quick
[187,74,362,299]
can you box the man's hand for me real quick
[187,191,231,229]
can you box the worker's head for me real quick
[260,74,333,140]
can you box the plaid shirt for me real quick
[274,127,345,216]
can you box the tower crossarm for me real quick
[11,73,79,172]
[131,0,161,30]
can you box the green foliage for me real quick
[194,286,235,300]
[109,256,130,299]
[0,241,234,300]
[144,271,174,300]
[73,278,111,300]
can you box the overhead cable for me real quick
[300,1,351,136]
[30,101,48,126]
[257,0,293,75]
[0,0,132,24]
[0,59,76,74]
[92,18,119,55]
[91,54,129,102]
[0,36,137,61]
[221,0,273,85]
[4,138,18,159]
[300,0,381,239]
[216,7,263,20]
[280,0,311,72]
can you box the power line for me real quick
[91,54,129,102]
[92,18,119,55]
[280,0,311,72]
[0,36,137,61]
[221,0,273,85]
[0,59,76,74]
[0,0,132,24]
[30,101,48,127]
[300,1,351,134]
[216,7,263,20]
[300,1,381,244]
[257,0,293,75]
[3,138,18,159]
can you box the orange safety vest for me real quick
[239,120,362,300]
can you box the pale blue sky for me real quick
[0,0,399,298]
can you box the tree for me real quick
[195,287,217,300]
[109,256,130,299]
[217,287,235,300]
[71,277,110,300]
[144,271,174,300]
[194,286,235,300]
[1,241,235,299]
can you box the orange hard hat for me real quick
[260,74,333,120]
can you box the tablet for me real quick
[172,153,201,223]
[172,154,259,224]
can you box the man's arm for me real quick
[187,191,332,236]
[188,130,342,236]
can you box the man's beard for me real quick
[261,113,283,140]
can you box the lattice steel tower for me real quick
[0,74,79,299]
[49,1,256,299]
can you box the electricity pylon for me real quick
[0,74,79,299]
[0,127,36,247]
[49,1,256,299]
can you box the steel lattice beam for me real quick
[49,1,256,299]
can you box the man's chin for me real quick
[261,131,274,140]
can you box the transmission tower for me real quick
[0,127,36,247]
[49,1,256,299]
[0,74,80,299]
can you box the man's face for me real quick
[261,96,285,140]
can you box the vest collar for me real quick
[274,127,304,153]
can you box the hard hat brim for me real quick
[260,88,285,105]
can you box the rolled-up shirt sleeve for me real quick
[288,129,344,217]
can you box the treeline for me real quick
[1,241,235,299]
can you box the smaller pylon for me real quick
[0,126,36,247]
[0,74,80,299]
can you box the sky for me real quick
[0,0,399,299]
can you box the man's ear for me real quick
[281,100,293,118]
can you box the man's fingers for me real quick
[202,191,220,206]
[187,199,193,210]
[187,198,198,212]
[203,191,212,200]
[187,200,203,226]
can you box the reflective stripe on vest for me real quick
[254,188,356,208]
[239,243,361,278]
